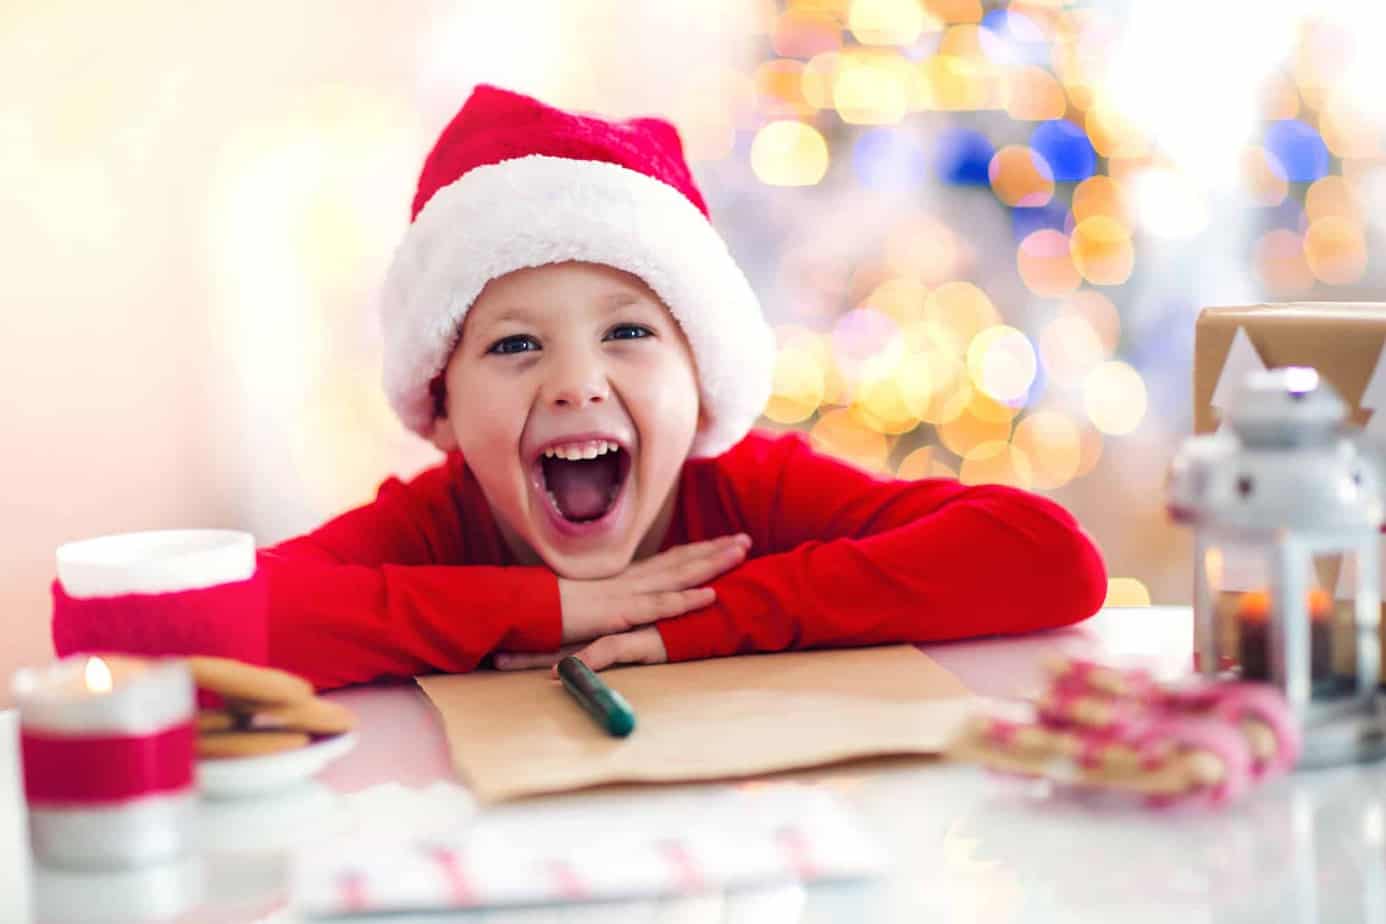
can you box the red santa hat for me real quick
[380,84,774,458]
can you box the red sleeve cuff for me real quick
[654,557,799,662]
[655,609,724,662]
[496,569,564,652]
[51,571,269,664]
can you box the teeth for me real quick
[541,439,620,461]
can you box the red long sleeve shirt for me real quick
[255,430,1106,689]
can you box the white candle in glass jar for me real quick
[13,653,196,870]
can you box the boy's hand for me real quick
[491,532,749,671]
[570,626,667,670]
[557,532,749,644]
[492,626,668,672]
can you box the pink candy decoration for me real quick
[976,658,1300,808]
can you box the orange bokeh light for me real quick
[1076,424,1104,477]
[1064,289,1120,354]
[1305,176,1361,225]
[959,441,1033,489]
[1072,175,1127,224]
[1319,100,1381,160]
[862,277,929,326]
[989,145,1055,207]
[938,406,1013,456]
[923,281,1002,349]
[1304,217,1367,285]
[1254,229,1315,295]
[1260,73,1300,122]
[773,9,843,58]
[1038,314,1104,387]
[1084,99,1149,159]
[1017,229,1081,296]
[1070,216,1134,286]
[753,59,812,118]
[810,407,890,471]
[897,445,958,480]
[1013,409,1082,489]
[1003,65,1068,121]
[919,55,997,111]
[1241,146,1289,207]
[926,0,983,25]
[764,344,826,424]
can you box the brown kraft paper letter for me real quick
[416,645,976,803]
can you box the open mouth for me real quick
[537,439,632,525]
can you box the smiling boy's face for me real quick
[431,261,702,579]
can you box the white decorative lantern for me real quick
[1168,367,1386,766]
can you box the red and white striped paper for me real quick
[292,784,884,915]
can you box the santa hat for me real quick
[380,84,774,458]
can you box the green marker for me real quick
[557,656,637,738]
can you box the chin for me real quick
[542,548,636,581]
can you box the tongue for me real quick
[545,455,618,521]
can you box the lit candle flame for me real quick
[85,656,113,694]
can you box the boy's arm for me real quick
[257,554,559,691]
[654,433,1107,662]
[53,459,563,690]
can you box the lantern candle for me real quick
[11,653,195,870]
[1171,368,1386,766]
[1237,588,1333,687]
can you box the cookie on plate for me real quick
[249,698,356,736]
[197,730,312,759]
[196,709,244,733]
[186,656,313,707]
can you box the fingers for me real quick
[494,651,560,671]
[629,533,751,591]
[559,534,750,645]
[667,539,749,589]
[494,645,581,671]
[568,627,668,672]
[623,586,717,628]
[629,533,750,574]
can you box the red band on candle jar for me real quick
[20,722,195,806]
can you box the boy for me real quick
[55,85,1107,689]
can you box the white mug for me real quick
[55,530,255,598]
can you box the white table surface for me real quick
[4,606,1386,923]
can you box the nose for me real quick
[544,344,610,409]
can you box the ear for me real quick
[429,416,459,453]
[695,403,711,438]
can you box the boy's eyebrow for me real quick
[488,309,533,325]
[599,291,655,311]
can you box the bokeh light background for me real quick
[4,0,1386,695]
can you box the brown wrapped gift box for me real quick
[1194,303,1386,435]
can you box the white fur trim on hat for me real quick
[380,154,774,459]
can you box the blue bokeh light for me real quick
[1030,120,1096,183]
[934,128,995,186]
[1264,120,1330,183]
[852,127,931,191]
[979,10,1047,66]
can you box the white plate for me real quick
[197,732,357,800]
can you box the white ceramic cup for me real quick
[56,529,255,598]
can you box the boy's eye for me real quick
[488,335,539,355]
[605,324,653,341]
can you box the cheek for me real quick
[624,354,700,439]
[447,370,530,464]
